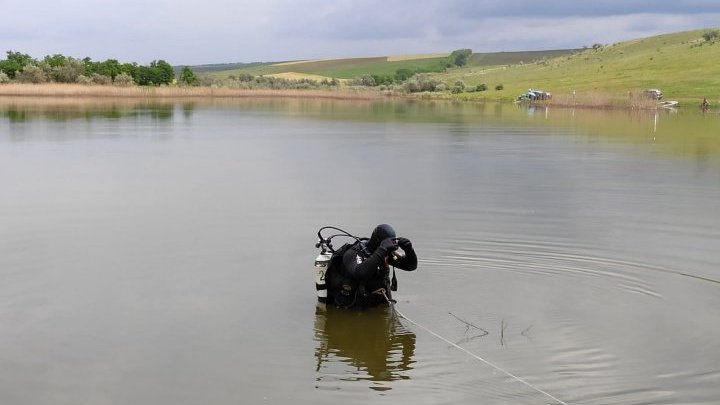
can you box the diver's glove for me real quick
[396,237,412,251]
[378,237,399,254]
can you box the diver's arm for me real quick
[343,240,395,281]
[390,238,417,271]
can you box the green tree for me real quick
[16,65,47,83]
[51,57,85,83]
[43,54,69,68]
[451,80,465,93]
[135,60,174,85]
[113,72,134,87]
[448,49,472,67]
[703,29,720,41]
[371,74,393,86]
[394,68,414,82]
[179,66,197,85]
[90,59,123,79]
[0,51,36,78]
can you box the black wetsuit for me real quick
[328,239,417,309]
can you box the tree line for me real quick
[349,49,473,87]
[0,48,476,93]
[0,51,198,86]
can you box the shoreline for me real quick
[0,83,708,111]
[0,83,385,101]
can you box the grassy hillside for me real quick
[204,50,576,81]
[208,56,448,80]
[468,49,578,66]
[436,28,720,103]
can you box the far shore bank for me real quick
[0,83,711,111]
[0,83,385,101]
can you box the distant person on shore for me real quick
[701,98,710,111]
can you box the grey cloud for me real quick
[2,0,718,64]
[443,0,720,18]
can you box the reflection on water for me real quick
[313,304,415,391]
[2,97,718,160]
[1,97,720,405]
[0,97,184,122]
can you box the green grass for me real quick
[468,49,578,66]
[436,28,720,104]
[208,56,449,79]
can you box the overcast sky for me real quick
[1,0,719,65]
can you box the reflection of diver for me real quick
[313,303,415,390]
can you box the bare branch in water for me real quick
[500,320,506,346]
[448,312,489,337]
[521,325,533,338]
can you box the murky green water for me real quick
[1,97,719,405]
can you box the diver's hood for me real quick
[366,224,396,252]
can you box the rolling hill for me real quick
[436,28,720,102]
[198,50,577,81]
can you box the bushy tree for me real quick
[403,74,441,92]
[0,51,36,78]
[91,73,112,85]
[371,74,393,85]
[0,71,9,83]
[135,60,174,85]
[120,62,137,78]
[16,65,47,83]
[394,68,414,82]
[448,49,472,67]
[51,57,85,83]
[351,75,376,86]
[87,59,123,79]
[152,60,174,84]
[113,72,134,86]
[76,75,93,85]
[451,80,465,93]
[703,29,720,41]
[43,54,69,68]
[237,73,254,82]
[178,66,197,85]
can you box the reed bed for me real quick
[532,91,663,110]
[0,83,383,100]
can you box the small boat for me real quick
[659,100,678,109]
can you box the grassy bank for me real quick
[0,83,383,100]
[436,28,720,106]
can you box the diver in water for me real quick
[326,224,417,309]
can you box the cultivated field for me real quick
[208,56,449,79]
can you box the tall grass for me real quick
[531,91,660,109]
[0,83,383,100]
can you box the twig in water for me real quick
[521,325,533,338]
[500,320,506,346]
[448,312,489,337]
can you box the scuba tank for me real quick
[314,248,332,303]
[314,226,366,303]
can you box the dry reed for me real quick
[0,83,384,100]
[533,91,663,110]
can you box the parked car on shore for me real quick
[516,89,552,102]
[643,89,663,100]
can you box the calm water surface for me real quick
[1,98,719,405]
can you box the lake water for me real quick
[1,97,719,405]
